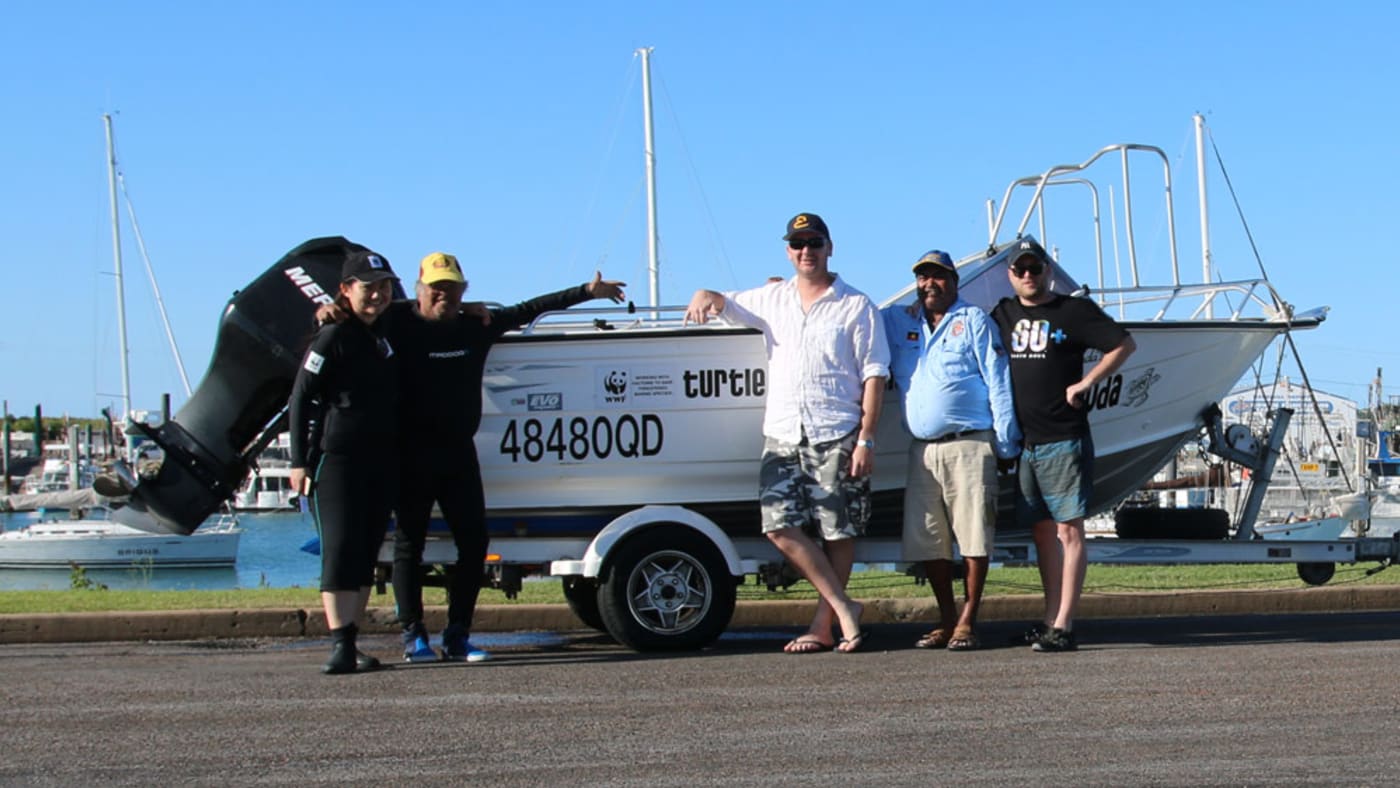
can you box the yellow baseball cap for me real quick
[418,252,465,285]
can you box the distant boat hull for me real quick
[1255,516,1350,541]
[0,519,240,569]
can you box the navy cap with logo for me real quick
[911,249,957,276]
[783,212,831,241]
[341,249,398,283]
[1008,238,1049,267]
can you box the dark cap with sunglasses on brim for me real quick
[783,212,831,240]
[911,249,957,277]
[341,249,398,283]
[1008,238,1049,269]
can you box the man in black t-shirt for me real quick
[990,239,1135,653]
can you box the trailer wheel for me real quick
[598,525,737,651]
[1296,562,1335,586]
[561,577,606,632]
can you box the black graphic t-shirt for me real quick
[990,294,1129,445]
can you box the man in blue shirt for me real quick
[883,250,1020,651]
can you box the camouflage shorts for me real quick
[759,431,870,541]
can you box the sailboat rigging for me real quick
[101,113,191,460]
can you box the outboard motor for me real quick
[113,236,400,534]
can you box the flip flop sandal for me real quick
[947,626,979,651]
[914,628,950,649]
[836,630,870,654]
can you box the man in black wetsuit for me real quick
[391,252,626,663]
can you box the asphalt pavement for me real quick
[5,582,1400,644]
[3,612,1400,786]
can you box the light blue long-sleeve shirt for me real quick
[882,297,1022,459]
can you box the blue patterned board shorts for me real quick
[759,430,870,541]
[1016,435,1094,527]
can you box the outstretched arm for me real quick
[460,302,491,325]
[488,272,627,335]
[586,271,627,303]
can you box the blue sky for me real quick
[3,2,1397,419]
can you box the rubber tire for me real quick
[1296,562,1335,586]
[597,525,737,652]
[561,577,607,632]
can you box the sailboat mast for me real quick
[1194,112,1214,318]
[638,47,660,308]
[103,113,134,459]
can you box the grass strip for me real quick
[2,562,1396,615]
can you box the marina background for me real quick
[0,511,322,591]
[1,2,1398,421]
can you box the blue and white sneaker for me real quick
[403,634,439,663]
[442,634,491,663]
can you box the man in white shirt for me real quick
[685,213,889,653]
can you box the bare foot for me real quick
[807,600,835,642]
[835,600,864,645]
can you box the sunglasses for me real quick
[788,237,826,250]
[1011,261,1045,277]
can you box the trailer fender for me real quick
[551,505,755,579]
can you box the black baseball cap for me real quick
[783,212,831,240]
[1008,238,1049,267]
[341,249,398,283]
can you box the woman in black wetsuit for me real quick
[288,248,400,675]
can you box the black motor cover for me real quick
[116,236,399,534]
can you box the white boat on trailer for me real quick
[109,113,1399,650]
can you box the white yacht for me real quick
[0,512,240,569]
[231,465,298,512]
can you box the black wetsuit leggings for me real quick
[392,451,489,636]
[312,452,396,592]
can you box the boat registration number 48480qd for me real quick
[498,414,664,463]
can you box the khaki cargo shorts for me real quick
[902,432,997,561]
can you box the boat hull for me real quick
[1255,516,1350,541]
[0,522,241,569]
[473,318,1291,535]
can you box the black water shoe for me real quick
[1032,627,1078,653]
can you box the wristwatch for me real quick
[856,439,875,450]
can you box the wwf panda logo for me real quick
[603,370,628,395]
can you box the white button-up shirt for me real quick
[721,274,889,444]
